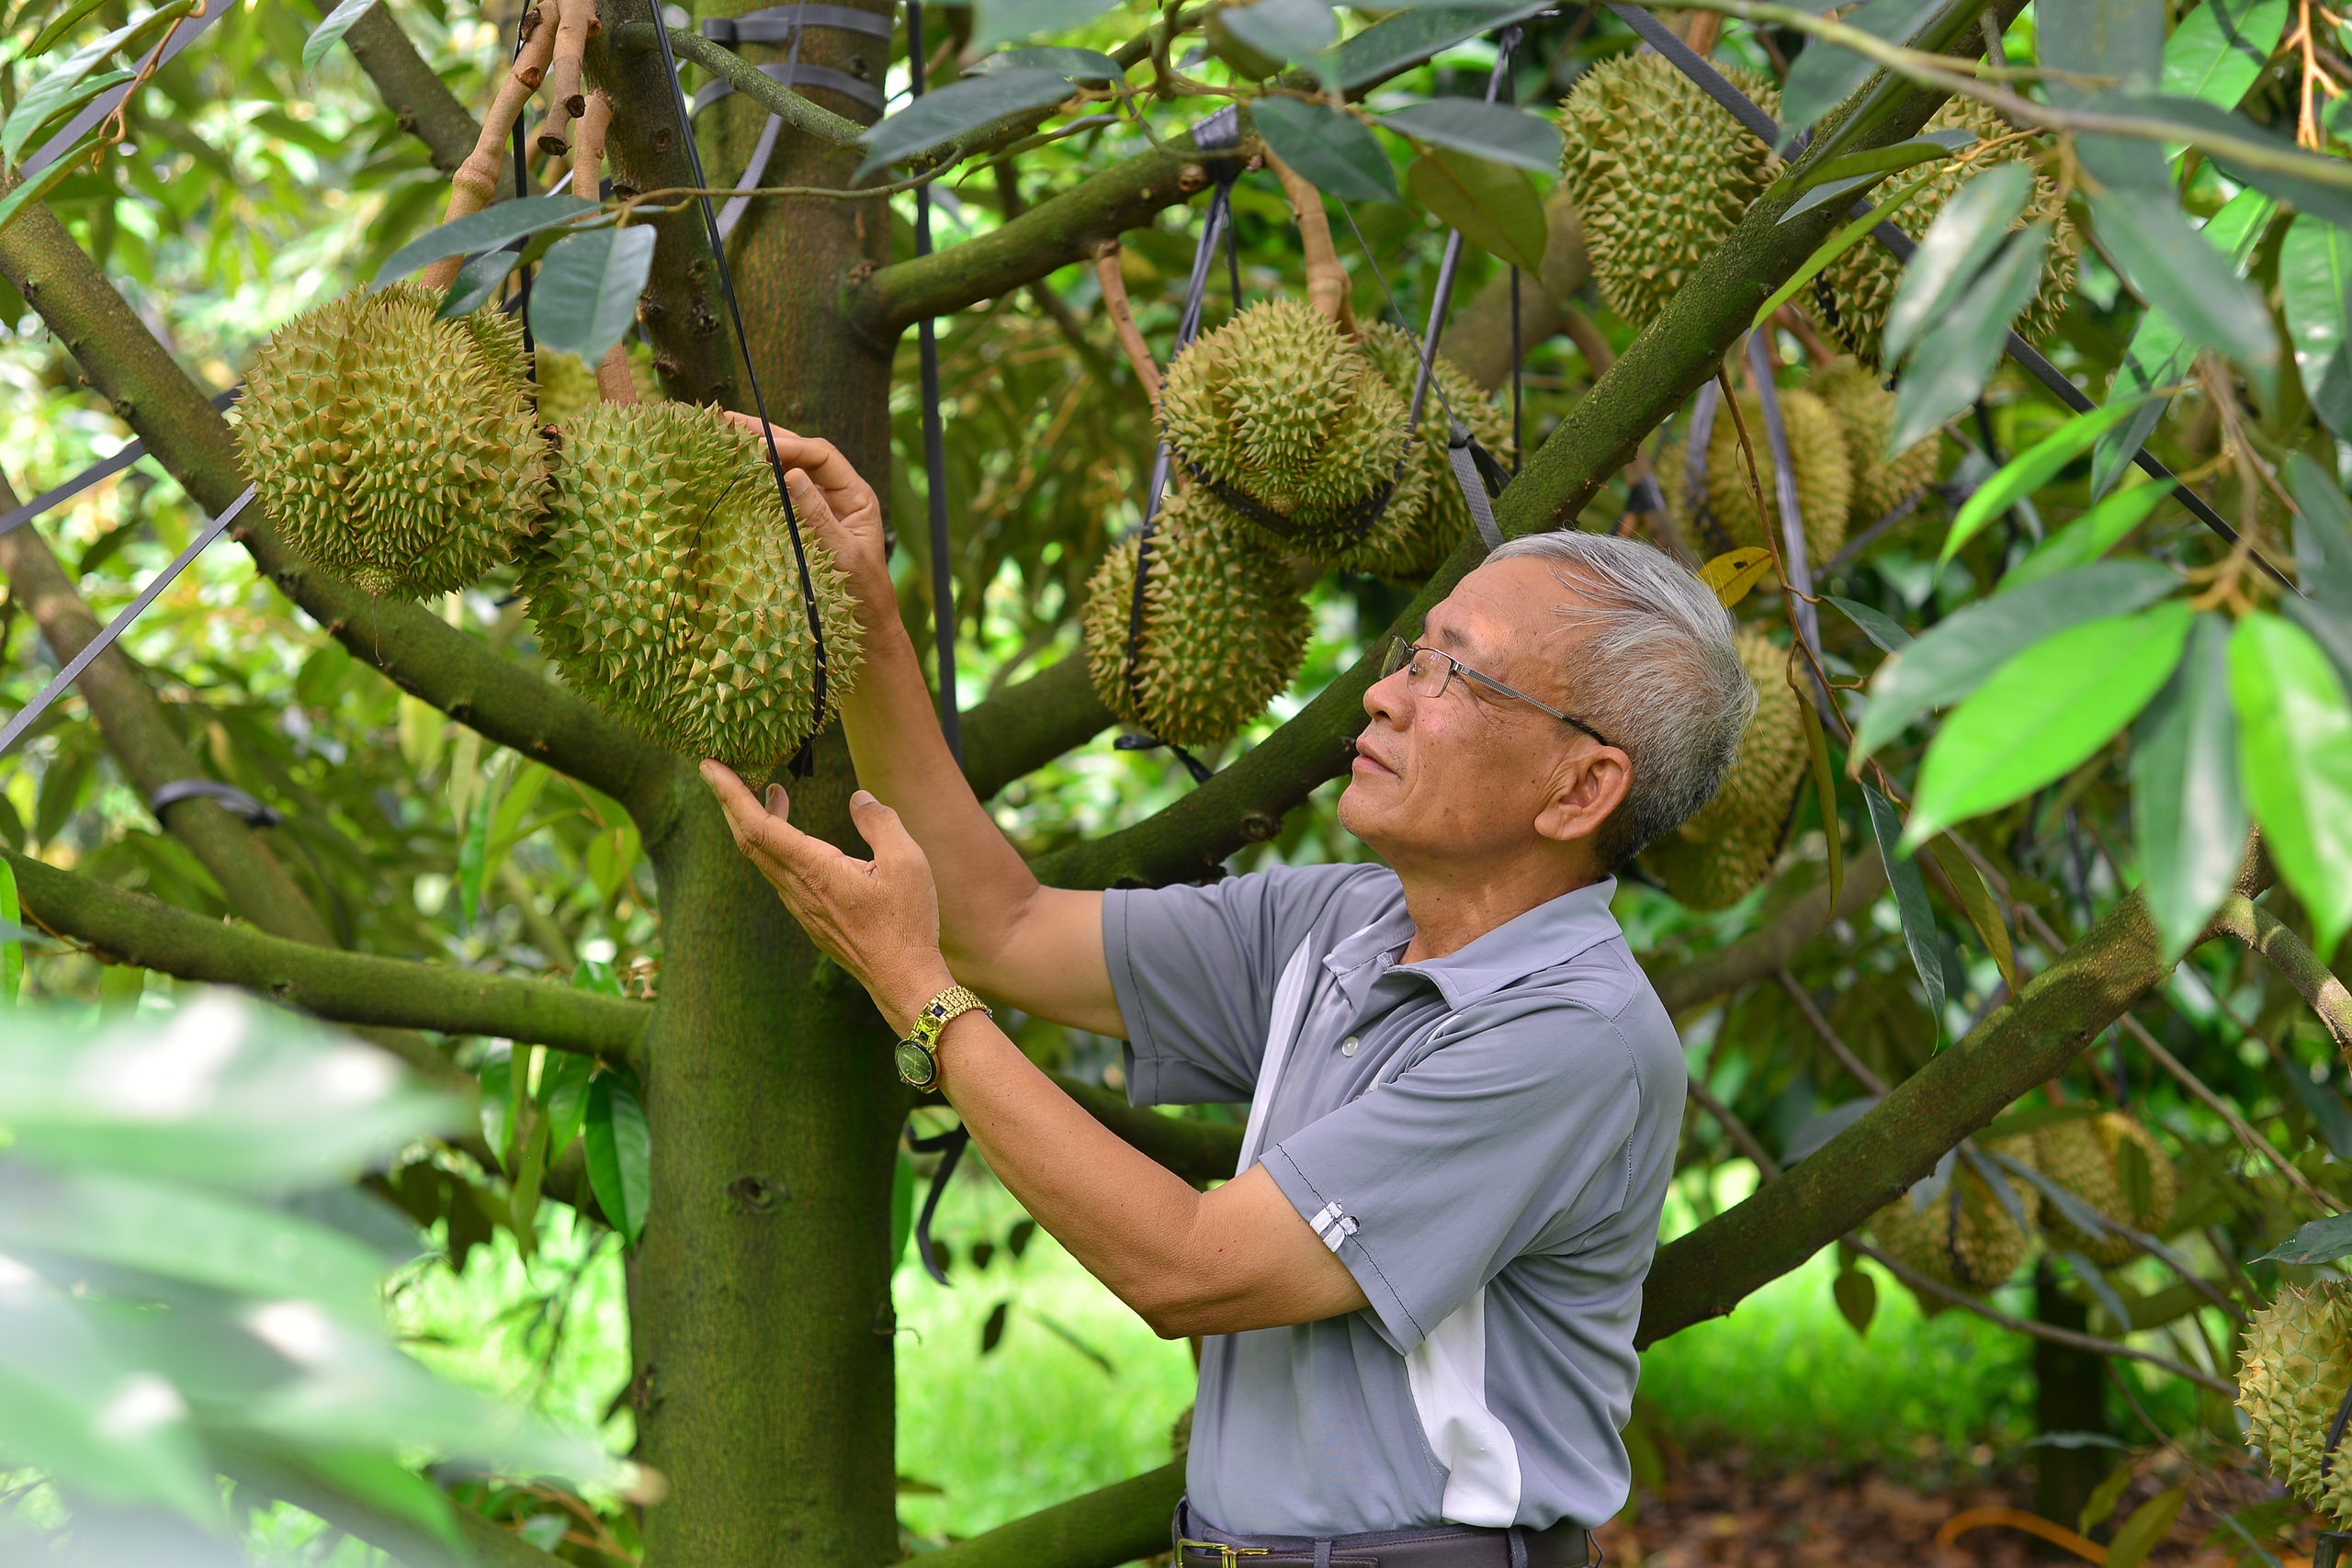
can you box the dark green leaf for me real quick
[369,193,596,290]
[1863,784,1946,1039]
[1382,98,1559,173]
[455,782,492,931]
[2079,1460,2139,1535]
[2289,451,2352,605]
[1334,3,1547,89]
[1407,150,1544,274]
[2162,0,2290,107]
[1758,170,1938,322]
[1216,0,1336,79]
[439,250,517,319]
[970,0,1118,50]
[1826,594,1913,654]
[2286,1066,2352,1159]
[855,70,1070,178]
[1941,390,2155,568]
[1833,1265,1875,1336]
[975,45,1122,80]
[1890,220,2051,449]
[1793,127,1974,192]
[2107,1489,2188,1568]
[2130,613,2246,958]
[25,0,114,61]
[2257,1212,2352,1262]
[1779,0,1939,144]
[2285,594,2352,701]
[2282,215,2352,443]
[2229,611,2352,951]
[529,227,655,367]
[1854,560,2178,758]
[302,0,379,73]
[1905,602,2192,848]
[979,1299,1010,1354]
[540,1050,594,1163]
[2000,481,2173,593]
[2,0,196,164]
[2135,92,2352,231]
[295,1451,459,1550]
[1250,96,1397,203]
[0,860,18,1009]
[585,1071,651,1248]
[2092,184,2278,387]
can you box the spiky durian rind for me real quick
[2240,1281,2352,1524]
[1660,388,1854,568]
[1869,1140,2041,1297]
[1809,355,1941,531]
[2031,1111,2179,1267]
[1330,323,1516,579]
[1639,626,1809,908]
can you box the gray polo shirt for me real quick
[1103,862,1683,1539]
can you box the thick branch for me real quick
[7,852,651,1066]
[1648,850,1887,1015]
[2214,892,2352,1056]
[0,202,677,826]
[957,656,1114,801]
[912,1462,1183,1568]
[0,499,333,945]
[315,0,482,175]
[850,134,1217,344]
[617,22,865,145]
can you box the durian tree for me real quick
[7,0,2352,1561]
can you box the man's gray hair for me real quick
[1489,531,1756,872]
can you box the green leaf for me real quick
[1882,163,2031,369]
[1217,0,1336,82]
[1999,481,2173,593]
[969,0,1118,50]
[25,0,115,61]
[293,1451,458,1550]
[2106,1488,2187,1568]
[369,192,596,290]
[529,227,656,367]
[2230,611,2352,952]
[1250,96,1397,203]
[540,1049,595,1164]
[2289,451,2352,606]
[2092,184,2278,389]
[1940,391,2156,569]
[1863,784,1946,1039]
[1853,560,2178,758]
[1890,221,2051,450]
[0,858,18,1010]
[977,45,1123,80]
[2136,92,2352,231]
[2131,614,2247,958]
[2079,1461,2138,1536]
[2281,214,2352,442]
[855,69,1071,178]
[0,1292,214,1517]
[2,0,195,164]
[2257,1212,2352,1262]
[302,0,379,73]
[1825,594,1913,654]
[456,777,492,930]
[1792,127,1973,194]
[1779,0,1939,143]
[1904,602,2192,849]
[0,66,130,164]
[1382,99,1559,174]
[585,1070,651,1248]
[1334,2,1547,90]
[0,134,98,237]
[439,249,517,319]
[1407,150,1544,274]
[2163,0,2290,108]
[2286,1066,2352,1159]
[1832,1264,1875,1336]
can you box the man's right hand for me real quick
[722,415,889,604]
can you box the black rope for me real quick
[908,1122,970,1286]
[2324,1382,2352,1478]
[908,0,960,760]
[1608,0,2298,595]
[648,1,831,776]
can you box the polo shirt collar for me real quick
[1323,876,1623,1013]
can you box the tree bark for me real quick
[2032,1263,2111,1539]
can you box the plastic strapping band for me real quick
[0,486,255,759]
[0,388,241,545]
[908,1122,969,1286]
[689,62,884,118]
[649,2,831,776]
[1611,0,2297,594]
[1744,331,1823,668]
[151,778,280,827]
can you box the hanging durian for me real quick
[1805,99,2077,369]
[233,283,548,600]
[1331,322,1515,580]
[1081,485,1311,749]
[1870,1143,2041,1297]
[1639,627,1808,909]
[523,401,862,772]
[2241,1282,2352,1525]
[2031,1111,2177,1267]
[1659,387,1853,567]
[1810,356,1940,531]
[1558,51,1782,332]
[1158,298,1410,554]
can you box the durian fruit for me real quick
[1330,323,1515,580]
[1080,486,1311,749]
[233,283,548,599]
[1806,98,2077,369]
[1810,356,1940,531]
[1658,388,1853,566]
[1558,51,1782,332]
[1158,298,1410,554]
[1639,628,1808,909]
[2031,1111,2178,1266]
[2240,1281,2352,1525]
[1869,1142,2041,1296]
[523,401,863,772]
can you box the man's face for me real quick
[1338,556,1622,869]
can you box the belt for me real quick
[1173,1501,1596,1568]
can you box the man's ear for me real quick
[1533,746,1633,846]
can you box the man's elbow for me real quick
[1125,1279,1236,1340]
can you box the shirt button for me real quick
[1340,1036,1361,1057]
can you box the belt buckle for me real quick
[1178,1540,1272,1568]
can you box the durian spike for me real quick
[568,89,639,407]
[1091,240,1162,404]
[1266,149,1357,334]
[529,0,600,154]
[425,6,560,291]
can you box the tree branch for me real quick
[315,0,483,175]
[911,1462,1183,1568]
[0,201,678,826]
[2213,892,2352,1056]
[7,851,651,1067]
[1649,850,1887,1015]
[614,21,865,145]
[957,656,1113,802]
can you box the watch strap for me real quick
[911,985,990,1046]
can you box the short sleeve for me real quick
[1103,863,1388,1107]
[1260,997,1649,1356]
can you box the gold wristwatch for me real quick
[894,985,990,1089]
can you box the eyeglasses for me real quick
[1377,637,1614,750]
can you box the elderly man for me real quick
[702,425,1756,1568]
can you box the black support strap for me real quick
[151,778,281,827]
[907,1122,970,1287]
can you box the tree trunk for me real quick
[2032,1264,2110,1544]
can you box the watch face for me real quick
[895,1038,937,1089]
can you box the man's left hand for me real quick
[700,762,954,1033]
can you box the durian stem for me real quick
[424,6,560,291]
[1090,241,1161,403]
[566,89,640,405]
[531,0,599,154]
[1266,149,1356,334]
[2214,893,2352,1059]
[1681,10,1722,53]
